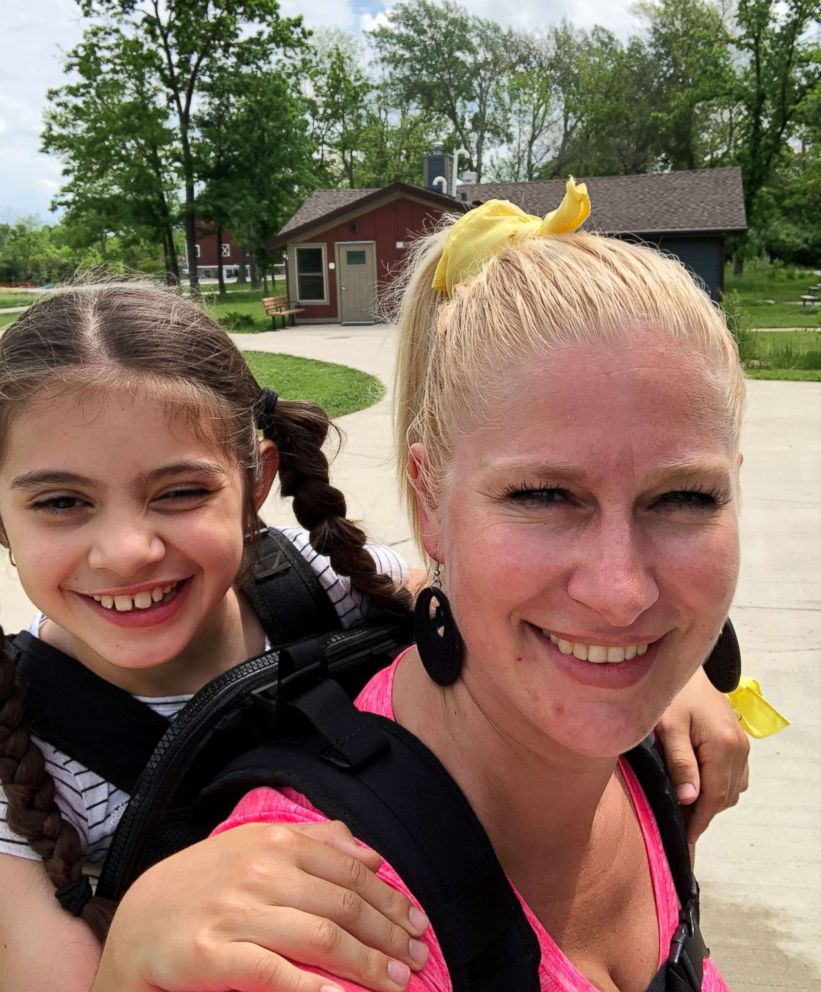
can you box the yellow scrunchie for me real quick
[726,677,790,739]
[432,177,591,297]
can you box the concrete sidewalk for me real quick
[0,323,817,989]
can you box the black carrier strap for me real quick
[626,741,707,992]
[10,632,169,794]
[242,527,342,645]
[201,679,542,992]
[7,528,341,795]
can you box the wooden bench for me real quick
[262,295,304,330]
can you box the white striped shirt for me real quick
[0,527,406,865]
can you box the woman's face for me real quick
[417,328,741,759]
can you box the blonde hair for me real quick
[394,224,746,550]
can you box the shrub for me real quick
[218,310,256,331]
[721,289,756,363]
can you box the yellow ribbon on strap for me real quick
[726,677,790,739]
[432,177,591,297]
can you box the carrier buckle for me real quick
[667,903,708,991]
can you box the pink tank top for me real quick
[214,657,729,992]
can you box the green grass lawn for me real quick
[741,331,821,382]
[726,263,821,330]
[243,352,384,418]
[0,291,42,309]
[202,281,288,333]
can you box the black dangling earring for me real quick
[414,562,463,686]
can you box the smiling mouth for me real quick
[541,630,650,664]
[88,581,183,613]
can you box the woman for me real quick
[93,182,746,991]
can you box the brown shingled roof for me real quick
[276,168,745,244]
[278,188,381,237]
[274,182,462,246]
[459,168,746,235]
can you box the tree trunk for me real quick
[216,223,226,297]
[247,225,259,289]
[237,245,248,284]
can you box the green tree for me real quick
[305,32,373,187]
[42,25,181,281]
[537,26,661,178]
[487,32,557,182]
[63,0,309,293]
[638,0,735,171]
[732,0,820,255]
[371,0,514,180]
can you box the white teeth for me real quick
[543,630,650,665]
[91,582,178,612]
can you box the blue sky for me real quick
[0,0,639,223]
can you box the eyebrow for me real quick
[11,461,228,491]
[492,458,733,487]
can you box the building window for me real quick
[295,245,326,302]
[346,249,366,266]
[221,243,231,258]
[194,244,201,258]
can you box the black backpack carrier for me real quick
[11,527,739,992]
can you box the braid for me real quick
[0,634,116,941]
[261,398,411,613]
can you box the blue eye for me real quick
[658,489,724,510]
[505,486,573,506]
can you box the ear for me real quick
[408,442,443,560]
[254,439,279,510]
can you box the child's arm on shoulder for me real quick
[93,819,432,992]
[656,666,750,854]
[0,853,100,992]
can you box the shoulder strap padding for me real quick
[200,679,541,992]
[9,632,168,794]
[241,528,342,644]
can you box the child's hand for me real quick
[655,666,750,858]
[93,821,429,992]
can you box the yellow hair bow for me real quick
[726,676,790,739]
[432,177,591,297]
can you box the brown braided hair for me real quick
[0,281,409,939]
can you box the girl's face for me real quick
[415,329,741,759]
[0,388,264,691]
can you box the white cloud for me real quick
[279,0,358,31]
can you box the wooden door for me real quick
[337,242,376,323]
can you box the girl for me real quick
[0,283,428,992]
[0,279,747,992]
